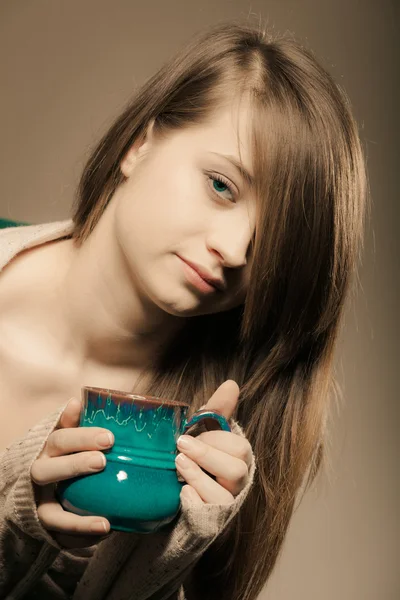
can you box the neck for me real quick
[40,210,184,372]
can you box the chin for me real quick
[154,294,215,318]
[159,302,206,318]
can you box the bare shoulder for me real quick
[0,237,74,393]
[0,237,72,309]
[0,239,75,451]
[0,239,54,296]
[0,238,74,369]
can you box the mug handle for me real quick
[183,408,231,433]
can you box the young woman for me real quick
[0,21,367,600]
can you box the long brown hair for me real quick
[72,22,368,600]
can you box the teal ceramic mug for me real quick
[56,386,231,534]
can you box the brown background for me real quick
[0,1,398,598]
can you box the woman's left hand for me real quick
[175,380,253,506]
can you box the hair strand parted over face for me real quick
[72,22,368,600]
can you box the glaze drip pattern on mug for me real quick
[83,392,181,439]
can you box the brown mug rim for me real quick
[82,386,189,408]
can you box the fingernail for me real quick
[176,453,188,467]
[89,453,106,470]
[177,435,194,449]
[90,520,108,534]
[96,432,114,448]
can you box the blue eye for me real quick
[208,174,236,203]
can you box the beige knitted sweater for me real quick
[0,221,256,599]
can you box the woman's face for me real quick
[113,100,257,318]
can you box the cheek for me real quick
[128,164,203,227]
[164,164,207,223]
[115,168,205,258]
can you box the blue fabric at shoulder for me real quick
[0,218,29,229]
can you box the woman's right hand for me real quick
[30,397,114,548]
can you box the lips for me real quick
[178,256,226,292]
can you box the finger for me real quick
[180,484,204,507]
[185,430,254,469]
[44,427,114,458]
[31,450,106,485]
[58,398,83,430]
[202,380,240,421]
[177,436,249,496]
[37,485,110,536]
[175,453,234,504]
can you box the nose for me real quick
[206,213,254,269]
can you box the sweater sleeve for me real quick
[0,403,68,595]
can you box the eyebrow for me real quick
[209,152,255,187]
